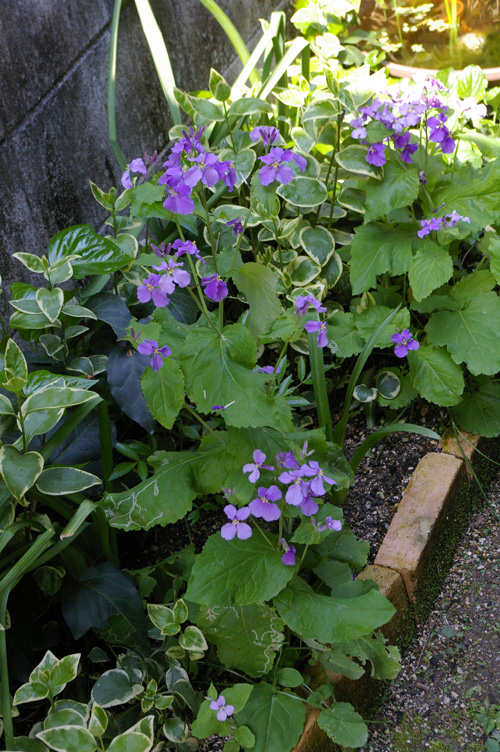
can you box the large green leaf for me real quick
[349,223,415,293]
[274,577,394,644]
[197,604,285,677]
[432,160,500,232]
[91,669,143,708]
[36,726,97,752]
[185,533,294,606]
[317,704,368,749]
[235,682,305,752]
[408,345,464,406]
[364,160,419,223]
[1,339,28,393]
[179,324,292,429]
[408,242,453,301]
[276,176,327,208]
[299,225,335,266]
[233,263,282,337]
[47,225,133,278]
[141,358,184,429]
[35,467,100,495]
[326,312,364,357]
[337,631,401,680]
[101,451,201,530]
[451,379,500,437]
[425,291,500,375]
[354,305,410,348]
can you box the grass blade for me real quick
[108,0,127,170]
[134,0,182,125]
[308,332,334,443]
[259,36,309,100]
[350,423,440,475]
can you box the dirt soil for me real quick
[366,472,500,751]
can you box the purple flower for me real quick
[137,339,172,371]
[277,451,300,470]
[201,274,228,302]
[258,147,305,186]
[249,485,282,522]
[419,171,427,185]
[281,540,296,566]
[305,460,336,496]
[304,320,328,348]
[162,177,195,215]
[278,468,310,506]
[121,157,147,189]
[250,126,280,148]
[144,151,158,168]
[401,142,418,164]
[226,217,244,235]
[243,450,274,483]
[445,210,470,229]
[177,126,205,155]
[152,242,171,258]
[211,401,234,411]
[153,259,190,293]
[210,694,235,722]
[392,329,419,358]
[220,504,252,540]
[295,294,326,317]
[366,142,386,167]
[427,113,448,142]
[317,516,342,532]
[418,217,443,238]
[350,116,367,140]
[254,365,281,375]
[172,239,205,265]
[299,491,319,516]
[216,160,237,191]
[137,273,170,307]
[440,131,456,154]
[184,152,221,188]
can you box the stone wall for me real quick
[0,0,288,312]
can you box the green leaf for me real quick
[197,603,284,677]
[451,379,500,437]
[355,305,410,348]
[425,292,500,376]
[335,145,382,179]
[101,451,203,530]
[455,64,487,100]
[219,148,256,187]
[287,256,321,286]
[47,225,132,278]
[209,68,231,101]
[432,160,500,233]
[35,467,100,495]
[276,176,327,208]
[0,446,44,500]
[43,708,87,729]
[408,345,464,406]
[250,173,280,218]
[1,339,28,393]
[364,160,419,223]
[235,682,305,752]
[148,604,180,635]
[107,731,151,752]
[22,386,96,414]
[299,226,335,266]
[36,727,97,752]
[91,669,143,708]
[327,312,364,357]
[0,393,15,416]
[274,577,395,643]
[337,631,401,680]
[186,533,294,606]
[376,369,401,400]
[179,324,292,430]
[141,358,184,429]
[233,263,282,337]
[230,97,273,116]
[276,668,303,688]
[408,242,453,302]
[32,565,65,596]
[12,252,46,273]
[349,223,415,293]
[88,703,108,737]
[36,288,64,323]
[317,704,368,749]
[162,718,188,743]
[178,625,208,652]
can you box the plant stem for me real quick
[16,394,28,453]
[327,112,343,230]
[183,404,227,446]
[223,101,238,153]
[307,332,333,442]
[174,218,218,331]
[291,544,309,583]
[0,585,14,751]
[253,519,274,548]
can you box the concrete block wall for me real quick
[0,0,288,314]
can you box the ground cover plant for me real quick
[1,1,500,750]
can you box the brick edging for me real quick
[293,428,482,752]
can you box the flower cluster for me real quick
[417,211,470,238]
[158,126,237,215]
[258,146,307,186]
[137,248,191,308]
[391,329,419,358]
[349,77,456,167]
[221,447,340,568]
[295,294,329,348]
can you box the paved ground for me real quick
[366,471,500,751]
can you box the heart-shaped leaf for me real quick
[0,445,44,499]
[36,288,64,323]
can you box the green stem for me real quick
[291,544,309,584]
[16,394,28,453]
[307,332,333,442]
[97,401,114,494]
[327,113,343,230]
[253,519,274,548]
[174,218,218,331]
[223,101,237,153]
[228,201,254,275]
[184,404,227,446]
[0,585,14,751]
[200,189,218,269]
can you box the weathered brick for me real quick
[374,452,464,601]
[357,564,410,645]
[439,428,480,476]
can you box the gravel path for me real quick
[366,471,500,751]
